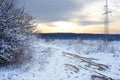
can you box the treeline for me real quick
[38,33,120,41]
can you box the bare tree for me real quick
[0,0,34,65]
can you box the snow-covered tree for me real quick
[0,0,34,65]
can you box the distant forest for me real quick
[37,33,120,41]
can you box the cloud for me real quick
[18,0,120,23]
[18,0,120,34]
[80,21,103,26]
[19,0,97,22]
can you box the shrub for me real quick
[0,0,34,66]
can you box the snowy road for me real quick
[0,39,120,80]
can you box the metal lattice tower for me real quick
[103,0,111,41]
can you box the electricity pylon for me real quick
[103,0,111,42]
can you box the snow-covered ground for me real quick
[0,39,120,80]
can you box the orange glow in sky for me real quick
[21,0,120,34]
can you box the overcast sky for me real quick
[19,0,120,34]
